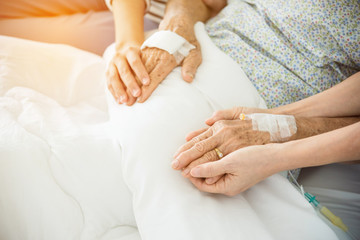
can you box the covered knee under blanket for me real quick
[0,23,341,239]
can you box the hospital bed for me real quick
[0,17,353,240]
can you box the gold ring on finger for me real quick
[214,148,224,159]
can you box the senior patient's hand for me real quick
[188,145,278,196]
[172,107,270,174]
[106,43,151,106]
[137,16,202,103]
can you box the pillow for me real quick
[105,22,337,240]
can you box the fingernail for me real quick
[142,78,150,85]
[206,178,214,184]
[182,168,190,176]
[171,159,179,169]
[187,72,194,79]
[191,168,200,177]
[132,89,140,97]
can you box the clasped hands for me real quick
[106,17,201,106]
[172,107,285,196]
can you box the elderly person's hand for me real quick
[173,118,272,177]
[187,144,278,196]
[172,107,270,173]
[137,16,202,103]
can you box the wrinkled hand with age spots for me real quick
[172,107,271,182]
[138,15,202,103]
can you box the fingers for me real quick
[172,130,217,169]
[181,44,202,83]
[125,88,137,106]
[205,107,244,126]
[114,57,141,98]
[185,128,208,142]
[126,50,150,86]
[188,175,227,195]
[190,159,228,178]
[106,63,128,103]
[181,149,219,177]
[205,175,222,185]
[205,107,273,125]
[173,127,210,158]
[137,57,177,103]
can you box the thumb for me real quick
[181,44,202,83]
[190,160,227,178]
[205,107,244,126]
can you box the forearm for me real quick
[112,0,145,48]
[291,116,360,140]
[273,71,360,118]
[274,121,360,172]
[160,0,211,35]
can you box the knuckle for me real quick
[194,142,205,152]
[129,56,141,67]
[128,58,138,66]
[128,45,139,52]
[214,120,226,129]
[119,65,129,76]
[207,165,215,176]
[191,136,200,144]
[210,151,218,161]
[203,152,213,162]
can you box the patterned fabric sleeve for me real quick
[206,0,360,108]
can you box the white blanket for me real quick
[0,22,339,240]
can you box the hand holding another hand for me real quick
[188,144,280,196]
[106,43,150,106]
[172,107,271,175]
[107,15,202,105]
[138,16,202,102]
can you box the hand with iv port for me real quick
[138,15,202,103]
[172,107,274,176]
[172,107,300,184]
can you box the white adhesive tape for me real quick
[141,31,196,64]
[247,113,297,142]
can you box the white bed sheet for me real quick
[0,36,139,240]
[0,22,342,240]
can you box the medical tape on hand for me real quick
[141,31,196,64]
[245,113,297,142]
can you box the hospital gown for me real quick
[206,0,360,108]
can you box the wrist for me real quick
[291,117,320,141]
[260,143,288,175]
[159,15,195,40]
[115,41,142,54]
[270,142,298,173]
